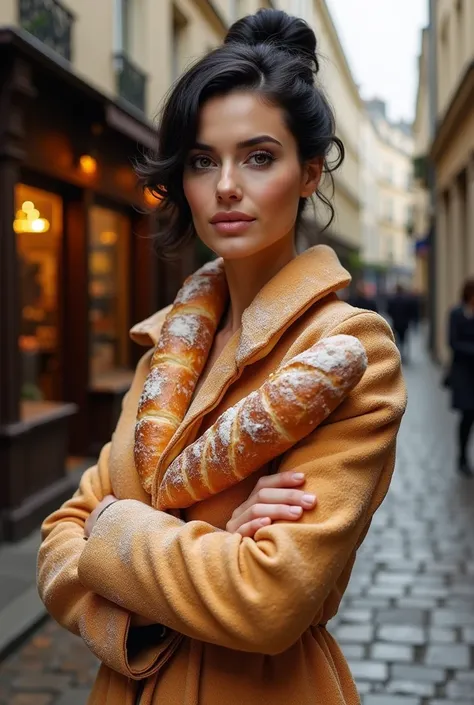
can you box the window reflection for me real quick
[89,206,130,382]
[16,184,62,401]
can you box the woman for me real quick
[448,278,474,477]
[37,9,406,705]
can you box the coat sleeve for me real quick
[449,309,474,356]
[37,357,181,678]
[78,312,406,655]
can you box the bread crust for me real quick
[134,260,228,493]
[158,334,368,508]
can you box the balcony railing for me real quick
[19,0,74,62]
[114,52,147,114]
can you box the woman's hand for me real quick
[226,471,317,538]
[84,495,118,538]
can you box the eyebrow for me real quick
[192,135,283,151]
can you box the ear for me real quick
[300,157,324,198]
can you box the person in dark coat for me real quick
[387,285,414,362]
[348,283,378,313]
[448,278,474,477]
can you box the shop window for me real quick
[89,206,130,382]
[15,184,62,402]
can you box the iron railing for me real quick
[19,0,74,62]
[114,52,147,113]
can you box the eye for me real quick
[190,155,215,170]
[247,151,275,168]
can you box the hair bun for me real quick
[225,9,318,73]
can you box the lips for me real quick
[209,211,256,235]
[209,211,255,224]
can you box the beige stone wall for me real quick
[9,1,266,122]
[436,0,474,119]
[434,135,474,363]
[0,0,15,24]
[431,0,474,361]
[307,0,363,251]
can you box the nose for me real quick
[216,163,242,203]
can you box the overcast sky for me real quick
[325,0,429,123]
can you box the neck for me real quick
[222,236,297,334]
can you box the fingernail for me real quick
[260,518,271,525]
[302,494,316,507]
[293,473,305,481]
[290,506,303,516]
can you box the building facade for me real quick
[412,28,431,305]
[0,0,271,542]
[363,100,415,294]
[279,0,364,273]
[359,108,382,294]
[428,0,474,363]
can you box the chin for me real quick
[208,237,270,262]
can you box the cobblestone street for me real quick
[0,333,473,705]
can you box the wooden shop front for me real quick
[0,28,196,542]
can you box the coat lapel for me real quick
[148,246,351,503]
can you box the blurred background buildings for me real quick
[0,0,471,543]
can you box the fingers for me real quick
[252,487,316,507]
[248,471,306,499]
[226,502,308,534]
[231,517,271,538]
[233,487,317,520]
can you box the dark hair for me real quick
[462,278,474,304]
[137,8,344,255]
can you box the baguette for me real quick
[134,259,227,493]
[157,334,367,509]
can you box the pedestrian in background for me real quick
[387,284,414,362]
[447,278,474,477]
[348,282,378,313]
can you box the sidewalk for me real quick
[0,331,473,705]
[331,331,474,703]
[0,462,94,659]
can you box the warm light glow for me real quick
[14,217,50,233]
[79,154,98,175]
[13,200,50,233]
[143,187,163,207]
[31,218,49,233]
[99,230,118,245]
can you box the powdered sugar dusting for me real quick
[199,258,223,275]
[174,260,223,305]
[139,367,165,406]
[217,401,242,446]
[175,277,213,305]
[291,335,367,376]
[167,314,202,346]
[239,392,272,443]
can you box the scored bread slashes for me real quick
[157,334,367,510]
[134,259,228,494]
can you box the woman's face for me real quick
[183,91,321,261]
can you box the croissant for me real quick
[134,259,227,494]
[157,334,368,509]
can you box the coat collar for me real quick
[234,245,350,367]
[132,245,351,503]
[130,245,351,361]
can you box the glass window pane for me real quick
[15,184,62,402]
[89,206,130,382]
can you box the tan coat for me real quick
[37,246,406,705]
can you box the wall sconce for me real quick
[79,154,98,176]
